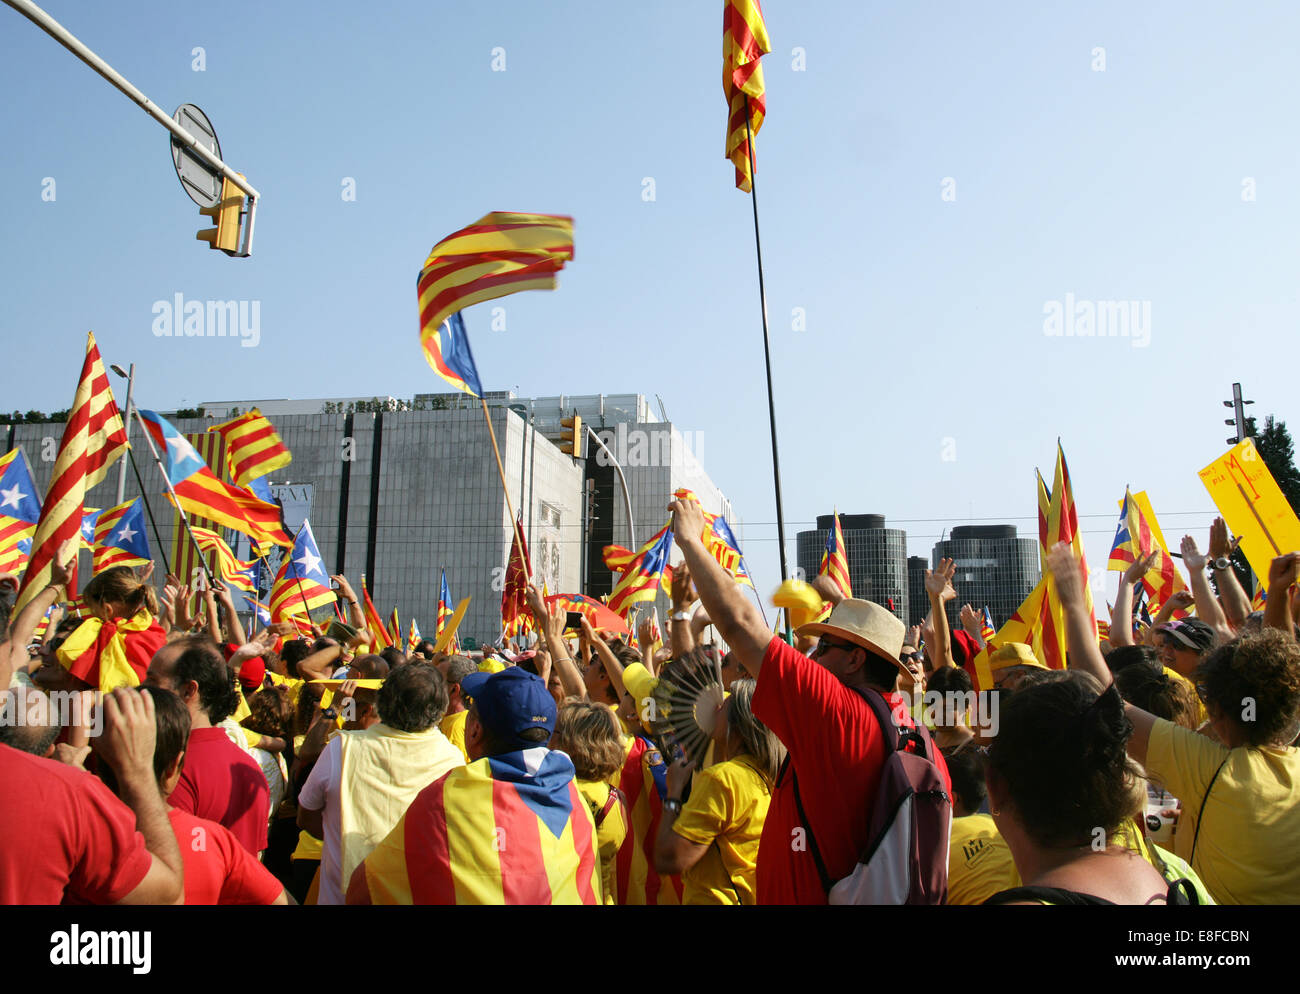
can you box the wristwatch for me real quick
[664,797,683,814]
[670,610,691,622]
[1211,557,1231,571]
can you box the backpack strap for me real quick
[594,786,625,829]
[1189,755,1229,866]
[985,885,1115,906]
[781,756,834,896]
[1166,878,1199,906]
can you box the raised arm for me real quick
[214,582,247,647]
[1263,553,1298,640]
[297,641,343,682]
[924,559,956,670]
[1181,535,1231,640]
[526,585,585,699]
[669,498,769,678]
[1,539,75,687]
[1111,552,1156,649]
[1208,519,1250,629]
[330,574,368,632]
[669,562,697,656]
[582,616,628,701]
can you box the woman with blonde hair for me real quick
[654,675,785,904]
[551,699,629,904]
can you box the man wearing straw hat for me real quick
[668,498,952,905]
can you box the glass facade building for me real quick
[931,525,1040,630]
[796,514,909,621]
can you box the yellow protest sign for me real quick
[1197,439,1300,588]
[432,597,471,653]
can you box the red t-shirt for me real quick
[167,808,282,905]
[0,743,153,904]
[751,636,952,905]
[170,727,269,855]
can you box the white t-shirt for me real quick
[251,747,287,817]
[299,735,345,905]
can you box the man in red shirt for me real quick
[145,635,269,855]
[135,685,288,905]
[669,498,951,905]
[0,686,185,904]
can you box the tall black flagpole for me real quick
[743,98,791,636]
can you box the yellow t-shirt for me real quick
[1146,717,1300,904]
[265,671,306,709]
[671,755,770,905]
[947,814,1020,905]
[577,779,629,905]
[440,709,469,763]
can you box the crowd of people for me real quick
[2,501,1298,906]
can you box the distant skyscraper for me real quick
[797,514,908,620]
[931,525,1039,630]
[907,556,929,627]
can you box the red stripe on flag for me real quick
[567,781,599,905]
[405,778,456,905]
[492,777,549,904]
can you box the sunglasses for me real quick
[813,637,858,657]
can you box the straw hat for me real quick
[796,598,907,677]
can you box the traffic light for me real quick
[559,413,584,459]
[1222,382,1255,445]
[196,175,244,255]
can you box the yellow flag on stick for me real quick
[1198,439,1300,588]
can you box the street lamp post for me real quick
[110,362,134,505]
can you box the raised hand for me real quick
[671,560,696,609]
[1180,535,1207,572]
[959,603,980,637]
[668,497,707,550]
[1123,550,1159,586]
[1166,590,1195,612]
[1267,552,1300,592]
[49,538,77,590]
[924,558,957,600]
[1046,542,1086,608]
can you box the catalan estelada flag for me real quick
[1036,443,1094,669]
[91,498,151,572]
[615,735,682,906]
[360,574,393,649]
[14,332,129,613]
[967,580,1050,693]
[0,448,41,574]
[421,311,484,398]
[1108,487,1189,615]
[269,520,335,621]
[189,525,257,594]
[437,568,459,652]
[607,527,675,618]
[418,212,574,382]
[672,488,754,589]
[209,409,292,488]
[407,617,422,653]
[1251,586,1267,613]
[138,410,293,553]
[980,605,996,643]
[363,747,600,904]
[388,606,401,646]
[723,0,770,192]
[818,509,852,599]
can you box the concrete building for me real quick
[931,524,1040,630]
[7,391,742,647]
[796,514,909,621]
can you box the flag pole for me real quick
[120,441,171,576]
[478,398,531,584]
[130,408,215,589]
[743,98,791,637]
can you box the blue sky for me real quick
[3,0,1297,605]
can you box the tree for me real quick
[1246,415,1300,517]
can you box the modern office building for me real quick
[796,514,909,621]
[907,556,929,627]
[930,524,1040,630]
[8,392,741,646]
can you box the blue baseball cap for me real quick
[460,666,557,749]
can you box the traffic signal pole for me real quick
[3,0,260,256]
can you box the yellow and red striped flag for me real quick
[723,0,770,192]
[360,574,393,649]
[363,748,600,904]
[90,498,151,573]
[189,525,257,593]
[818,509,852,599]
[417,212,574,378]
[15,332,128,613]
[388,606,401,646]
[209,409,292,488]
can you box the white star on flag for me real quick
[114,523,138,544]
[1,484,26,512]
[170,434,201,464]
[294,548,322,577]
